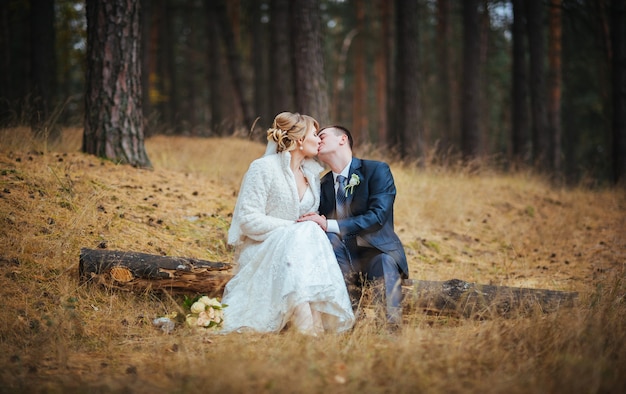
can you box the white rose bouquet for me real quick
[184,295,227,330]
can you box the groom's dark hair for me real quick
[320,125,353,149]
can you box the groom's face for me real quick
[317,128,343,157]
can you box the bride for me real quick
[220,112,355,335]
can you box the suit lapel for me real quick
[321,172,335,215]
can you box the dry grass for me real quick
[0,127,625,393]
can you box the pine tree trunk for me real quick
[30,0,59,142]
[436,0,453,152]
[269,0,294,121]
[461,0,481,159]
[375,0,391,146]
[83,0,151,168]
[479,2,489,153]
[511,0,530,163]
[140,0,152,135]
[548,0,563,175]
[215,0,255,132]
[205,1,224,135]
[161,0,181,131]
[0,2,29,126]
[185,4,199,135]
[292,0,329,125]
[164,1,179,131]
[250,0,269,133]
[611,0,626,185]
[526,0,550,170]
[0,1,9,122]
[393,0,422,158]
[332,28,357,126]
[352,0,368,145]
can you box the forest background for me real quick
[1,0,624,185]
[1,1,625,392]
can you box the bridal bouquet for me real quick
[184,295,226,329]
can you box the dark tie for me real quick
[336,175,347,218]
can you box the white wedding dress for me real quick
[220,149,355,334]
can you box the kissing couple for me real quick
[220,111,408,335]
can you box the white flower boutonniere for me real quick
[344,174,361,197]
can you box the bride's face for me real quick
[301,125,321,158]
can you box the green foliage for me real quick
[182,294,201,311]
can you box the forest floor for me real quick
[0,129,624,393]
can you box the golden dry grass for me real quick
[0,127,625,393]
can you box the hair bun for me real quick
[267,127,290,152]
[267,112,315,153]
[267,127,284,143]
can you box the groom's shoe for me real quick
[348,285,362,312]
[385,322,402,335]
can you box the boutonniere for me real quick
[344,174,361,197]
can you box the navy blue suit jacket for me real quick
[319,158,408,278]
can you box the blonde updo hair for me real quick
[267,112,319,153]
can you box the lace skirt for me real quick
[220,221,355,333]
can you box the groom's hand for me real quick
[298,213,328,231]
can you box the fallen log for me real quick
[79,248,232,296]
[402,278,579,318]
[79,248,578,317]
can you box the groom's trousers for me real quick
[327,233,403,325]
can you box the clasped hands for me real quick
[298,212,327,232]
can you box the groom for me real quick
[301,125,408,328]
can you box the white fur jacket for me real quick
[227,150,324,247]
